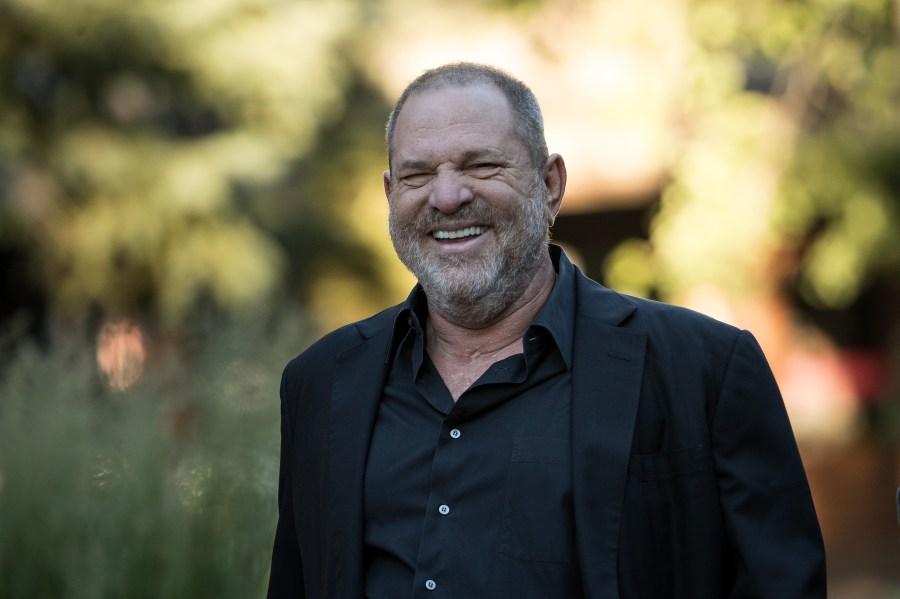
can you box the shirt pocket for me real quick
[500,437,575,563]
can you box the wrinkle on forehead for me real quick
[390,85,522,160]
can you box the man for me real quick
[267,63,826,598]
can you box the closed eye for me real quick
[400,172,432,187]
[468,163,502,177]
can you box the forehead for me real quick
[391,84,523,164]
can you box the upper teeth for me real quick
[433,226,484,240]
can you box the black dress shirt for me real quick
[364,247,584,599]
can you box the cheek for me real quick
[388,197,424,234]
[389,188,427,214]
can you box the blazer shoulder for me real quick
[575,269,742,349]
[279,303,401,415]
[284,303,402,376]
[627,293,739,336]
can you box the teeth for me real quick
[433,226,485,240]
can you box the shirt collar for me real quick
[527,244,575,370]
[387,243,576,370]
[388,284,428,363]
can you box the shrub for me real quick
[0,314,308,599]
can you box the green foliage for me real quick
[0,0,896,594]
[606,0,900,308]
[783,125,900,308]
[0,315,308,598]
[0,0,359,324]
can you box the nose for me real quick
[428,171,474,214]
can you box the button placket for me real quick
[414,421,466,596]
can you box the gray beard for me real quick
[389,187,549,328]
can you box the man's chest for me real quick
[362,350,582,597]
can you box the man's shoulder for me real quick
[286,303,402,372]
[575,275,751,381]
[628,293,739,335]
[574,270,741,340]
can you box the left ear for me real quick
[541,153,567,225]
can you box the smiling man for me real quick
[266,63,826,599]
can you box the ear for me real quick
[383,170,392,200]
[542,153,567,224]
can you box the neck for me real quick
[425,255,556,364]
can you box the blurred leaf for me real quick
[0,0,361,326]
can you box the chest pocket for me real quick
[500,437,575,563]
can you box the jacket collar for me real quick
[569,262,646,598]
[326,311,396,598]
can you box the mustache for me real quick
[394,204,498,233]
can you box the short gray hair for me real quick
[385,62,549,172]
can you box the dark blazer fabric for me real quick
[267,264,826,599]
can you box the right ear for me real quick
[383,170,392,200]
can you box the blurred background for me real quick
[0,0,897,596]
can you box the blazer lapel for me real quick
[570,269,647,599]
[327,319,394,598]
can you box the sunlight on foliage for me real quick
[601,0,900,308]
[1,0,357,325]
[1,0,897,325]
[651,96,795,298]
[801,190,898,308]
[603,239,658,298]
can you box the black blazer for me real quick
[267,261,826,598]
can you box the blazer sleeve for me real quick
[266,365,305,599]
[711,330,826,597]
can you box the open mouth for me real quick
[432,226,486,241]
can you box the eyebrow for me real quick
[394,159,432,173]
[395,149,505,174]
[458,149,504,164]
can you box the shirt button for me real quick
[450,428,461,439]
[438,504,450,515]
[425,579,437,591]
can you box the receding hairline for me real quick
[389,81,516,143]
[385,63,549,172]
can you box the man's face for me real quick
[385,84,550,322]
